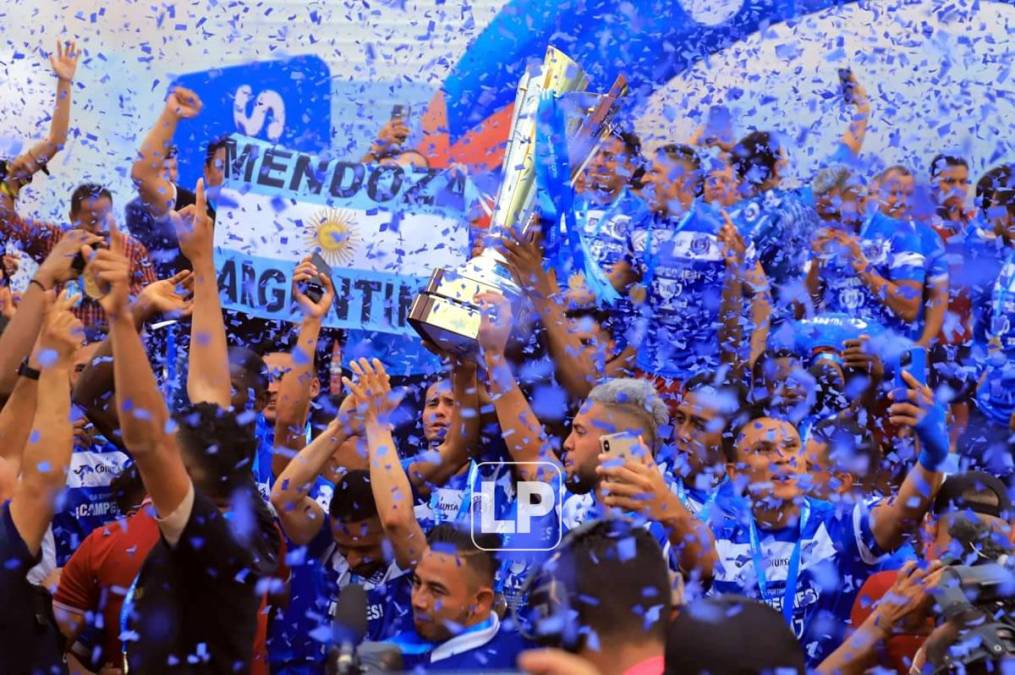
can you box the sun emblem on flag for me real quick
[306,208,360,266]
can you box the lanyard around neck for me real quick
[674,477,720,522]
[747,499,811,626]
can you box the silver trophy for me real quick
[409,47,628,354]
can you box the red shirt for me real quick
[0,205,157,330]
[850,570,931,673]
[54,507,161,667]
[54,504,287,674]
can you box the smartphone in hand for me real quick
[838,67,856,105]
[299,251,334,304]
[599,432,644,468]
[895,346,927,389]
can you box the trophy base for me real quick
[409,252,526,355]
[408,292,483,355]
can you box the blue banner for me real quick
[169,56,333,189]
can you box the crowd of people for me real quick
[1,40,1013,675]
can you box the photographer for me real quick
[710,366,950,666]
[519,518,671,675]
[833,472,1014,673]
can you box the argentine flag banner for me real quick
[213,134,470,335]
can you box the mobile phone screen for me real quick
[896,347,927,388]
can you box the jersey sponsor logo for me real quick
[861,238,891,266]
[366,602,384,622]
[654,277,684,302]
[70,498,119,520]
[67,449,130,488]
[714,523,838,584]
[838,287,866,311]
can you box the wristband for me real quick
[17,359,40,381]
[915,401,949,471]
[29,278,49,293]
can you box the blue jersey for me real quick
[816,212,925,335]
[624,203,729,380]
[988,247,1015,359]
[407,454,555,612]
[574,187,651,271]
[52,413,131,566]
[949,224,1008,350]
[912,219,949,338]
[387,614,531,671]
[710,497,885,665]
[731,188,818,321]
[320,543,414,643]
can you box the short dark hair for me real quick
[878,164,913,182]
[975,164,1015,218]
[665,596,805,675]
[228,346,268,407]
[970,164,1010,214]
[563,305,615,339]
[561,519,671,645]
[69,183,113,216]
[172,402,259,499]
[929,154,968,178]
[731,130,781,186]
[683,371,753,463]
[658,143,701,172]
[205,137,229,167]
[426,523,499,586]
[615,131,642,160]
[329,470,379,523]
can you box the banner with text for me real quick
[214,134,470,335]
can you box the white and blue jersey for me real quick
[574,188,651,271]
[912,218,949,338]
[709,497,886,666]
[731,188,818,322]
[268,521,413,672]
[386,613,531,671]
[950,224,1008,352]
[624,203,730,380]
[816,212,925,335]
[408,453,559,612]
[988,247,1015,359]
[559,488,682,578]
[52,415,131,565]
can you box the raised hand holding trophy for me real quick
[409,47,627,354]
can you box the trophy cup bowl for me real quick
[409,47,627,355]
